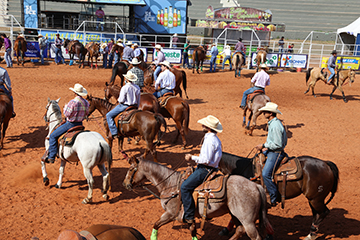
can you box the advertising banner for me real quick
[280,54,307,68]
[206,6,272,22]
[24,0,38,28]
[134,0,187,34]
[251,53,279,68]
[321,56,360,70]
[56,0,146,5]
[195,19,281,32]
[153,48,182,64]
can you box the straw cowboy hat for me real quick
[130,58,141,65]
[155,44,162,49]
[174,33,178,36]
[117,38,123,42]
[160,60,171,68]
[126,41,133,46]
[331,50,337,54]
[197,115,223,133]
[259,63,268,69]
[100,43,107,49]
[123,71,138,82]
[259,102,282,114]
[69,83,88,97]
[38,34,43,37]
[132,43,138,47]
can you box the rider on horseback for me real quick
[327,50,337,85]
[122,41,134,62]
[153,44,165,81]
[255,102,287,206]
[153,61,176,98]
[234,38,246,66]
[0,66,16,118]
[128,58,144,88]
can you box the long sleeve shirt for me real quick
[251,70,270,88]
[191,132,222,168]
[264,117,287,151]
[154,69,176,90]
[220,48,231,56]
[118,82,141,107]
[63,96,89,123]
[38,37,48,50]
[4,37,11,50]
[0,67,12,91]
[134,48,141,57]
[210,46,218,56]
[122,46,134,61]
[55,37,63,48]
[327,55,336,68]
[235,41,245,52]
[154,51,165,65]
[129,66,144,88]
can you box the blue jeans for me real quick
[114,53,120,66]
[240,86,265,107]
[96,18,104,31]
[262,150,287,203]
[103,53,108,68]
[40,48,45,64]
[54,47,65,64]
[209,55,217,72]
[106,104,128,136]
[181,165,211,220]
[328,67,335,83]
[222,55,232,70]
[48,121,83,160]
[153,89,173,98]
[108,53,114,68]
[154,65,162,81]
[5,48,12,67]
[183,52,190,68]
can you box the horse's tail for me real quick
[100,140,113,191]
[182,101,190,135]
[306,68,313,84]
[181,70,188,99]
[257,184,274,236]
[154,113,167,146]
[236,54,240,67]
[109,65,118,85]
[195,50,199,64]
[325,161,340,205]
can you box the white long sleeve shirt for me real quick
[154,69,176,90]
[191,132,222,168]
[118,82,141,106]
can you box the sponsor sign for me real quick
[321,56,360,70]
[251,53,279,68]
[24,0,38,28]
[279,54,307,68]
[206,6,272,22]
[153,48,182,64]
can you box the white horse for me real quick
[40,98,112,204]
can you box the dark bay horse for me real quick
[255,48,268,72]
[86,96,166,162]
[0,93,13,150]
[108,44,126,85]
[64,39,87,68]
[85,42,100,69]
[123,156,274,240]
[232,52,245,77]
[14,35,27,66]
[243,93,270,136]
[219,152,339,240]
[192,45,207,74]
[305,67,355,102]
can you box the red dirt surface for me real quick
[1,63,360,240]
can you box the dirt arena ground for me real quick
[0,61,360,240]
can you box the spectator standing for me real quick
[100,43,108,69]
[209,43,218,73]
[278,36,285,53]
[38,34,48,65]
[95,7,105,31]
[172,33,179,48]
[114,42,123,66]
[107,39,115,68]
[54,33,65,65]
[221,45,232,71]
[1,34,13,68]
[183,39,191,69]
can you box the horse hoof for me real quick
[304,233,318,240]
[43,177,49,186]
[55,184,60,189]
[82,197,92,204]
[313,95,317,98]
[245,126,250,130]
[344,99,348,103]
[103,194,109,201]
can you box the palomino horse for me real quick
[0,92,13,150]
[192,45,207,74]
[104,83,160,113]
[123,156,274,240]
[85,42,100,69]
[232,52,245,77]
[243,93,270,136]
[143,65,188,99]
[255,48,268,72]
[219,152,339,240]
[41,98,112,204]
[14,35,27,66]
[86,96,166,162]
[304,67,355,102]
[64,39,87,68]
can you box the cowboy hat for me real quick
[174,33,178,36]
[69,83,88,97]
[132,43,138,47]
[38,34,43,37]
[331,50,337,54]
[160,60,171,68]
[259,102,282,114]
[123,71,138,82]
[117,38,123,42]
[100,43,107,49]
[155,44,162,49]
[259,63,268,69]
[197,115,223,133]
[225,45,230,49]
[238,38,242,41]
[130,58,141,65]
[126,41,133,46]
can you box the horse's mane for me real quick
[140,159,181,187]
[50,100,62,120]
[90,96,114,112]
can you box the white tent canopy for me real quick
[337,17,360,36]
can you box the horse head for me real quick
[64,39,70,48]
[123,155,145,190]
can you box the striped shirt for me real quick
[191,132,222,168]
[63,96,89,122]
[251,70,270,89]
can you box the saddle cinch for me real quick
[158,92,176,108]
[253,153,303,208]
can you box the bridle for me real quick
[43,102,62,129]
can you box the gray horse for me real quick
[243,93,270,136]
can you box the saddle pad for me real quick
[275,157,303,182]
[118,109,141,123]
[194,175,229,200]
[59,127,87,146]
[246,90,265,105]
[158,95,177,108]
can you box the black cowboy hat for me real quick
[331,50,337,54]
[238,38,242,41]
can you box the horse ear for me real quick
[48,97,50,103]
[56,97,61,103]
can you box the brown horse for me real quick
[305,67,355,102]
[86,96,166,162]
[232,52,245,77]
[14,35,27,66]
[57,224,146,240]
[192,45,207,74]
[85,42,100,69]
[64,39,87,68]
[255,48,268,72]
[143,65,188,99]
[243,93,270,136]
[0,93,13,150]
[104,83,160,113]
[123,156,274,240]
[219,152,339,240]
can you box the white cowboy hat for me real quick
[132,43,138,47]
[197,115,223,133]
[117,43,123,46]
[259,63,268,69]
[117,38,123,42]
[100,43,107,49]
[123,71,138,82]
[160,60,171,68]
[174,33,178,36]
[155,44,162,49]
[259,102,282,114]
[69,83,88,97]
[130,58,141,65]
[38,34,43,37]
[126,41,133,46]
[225,45,230,49]
[19,34,25,38]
